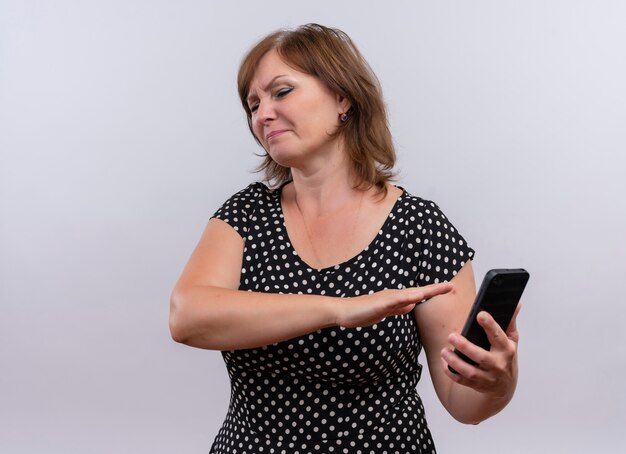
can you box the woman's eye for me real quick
[249,103,259,113]
[275,87,293,98]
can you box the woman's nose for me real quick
[255,100,276,124]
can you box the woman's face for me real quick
[246,50,350,168]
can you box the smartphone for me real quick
[448,268,529,374]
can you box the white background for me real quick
[1,1,625,453]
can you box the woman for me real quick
[170,24,520,454]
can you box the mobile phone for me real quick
[448,268,529,374]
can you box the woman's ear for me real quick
[336,94,352,115]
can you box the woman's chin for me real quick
[267,148,301,168]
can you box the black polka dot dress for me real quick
[209,182,474,454]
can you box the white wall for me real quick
[1,1,624,452]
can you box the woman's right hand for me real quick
[335,283,453,328]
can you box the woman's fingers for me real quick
[476,305,521,348]
[339,283,454,328]
[441,354,489,384]
[441,308,520,396]
[475,311,509,350]
[445,332,489,369]
[442,345,478,378]
[447,311,515,369]
[385,283,453,316]
[411,282,454,302]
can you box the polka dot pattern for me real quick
[209,182,474,453]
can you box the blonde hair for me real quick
[238,24,396,195]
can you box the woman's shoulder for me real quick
[216,180,290,211]
[396,186,468,235]
[218,181,280,207]
[228,181,273,198]
[211,181,278,237]
[397,186,443,214]
[396,186,475,282]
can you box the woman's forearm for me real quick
[169,284,445,351]
[444,377,517,425]
[169,285,337,350]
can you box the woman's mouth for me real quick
[266,130,288,143]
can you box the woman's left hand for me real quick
[441,305,521,399]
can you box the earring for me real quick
[340,112,349,123]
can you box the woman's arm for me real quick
[170,218,453,351]
[414,261,520,424]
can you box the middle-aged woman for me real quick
[170,23,520,453]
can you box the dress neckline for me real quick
[275,182,406,273]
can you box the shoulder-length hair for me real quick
[237,23,396,195]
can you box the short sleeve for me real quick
[210,182,266,239]
[412,199,475,286]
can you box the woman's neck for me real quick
[287,163,364,218]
